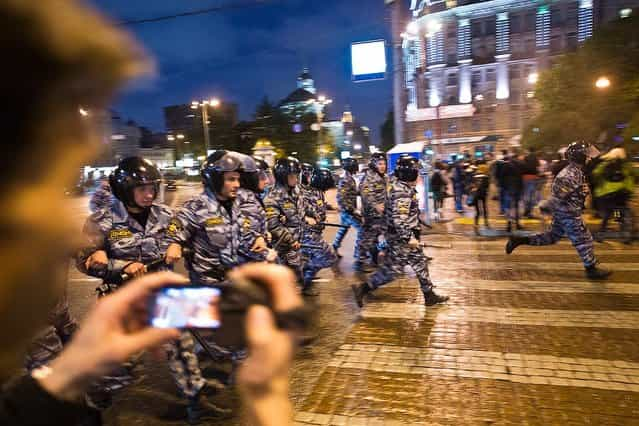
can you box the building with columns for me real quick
[400,0,637,159]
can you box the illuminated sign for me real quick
[351,40,387,82]
[407,104,475,122]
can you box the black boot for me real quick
[585,265,612,280]
[506,221,512,234]
[351,283,371,308]
[332,245,343,258]
[506,235,530,254]
[302,280,319,297]
[423,291,449,306]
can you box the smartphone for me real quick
[149,285,222,329]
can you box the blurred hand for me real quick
[291,241,301,251]
[374,204,384,215]
[251,236,268,253]
[265,249,278,263]
[229,264,301,426]
[85,250,108,270]
[37,272,185,402]
[123,262,146,278]
[165,243,182,265]
[304,217,317,226]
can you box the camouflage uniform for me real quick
[300,185,337,285]
[264,184,305,283]
[237,188,267,264]
[77,200,206,401]
[167,188,240,285]
[89,182,113,213]
[24,295,77,371]
[359,169,387,263]
[332,172,364,260]
[366,178,434,294]
[528,163,597,268]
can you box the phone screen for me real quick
[149,286,221,329]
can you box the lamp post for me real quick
[191,98,221,156]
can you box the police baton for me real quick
[300,243,324,250]
[419,242,452,249]
[319,222,349,229]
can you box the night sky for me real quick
[91,0,394,144]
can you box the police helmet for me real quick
[274,157,301,186]
[237,153,261,193]
[565,141,591,166]
[300,163,315,186]
[394,155,420,182]
[201,151,243,194]
[342,157,359,174]
[109,157,161,208]
[369,152,387,174]
[310,168,335,191]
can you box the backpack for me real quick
[603,160,625,183]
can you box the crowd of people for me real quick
[428,146,636,240]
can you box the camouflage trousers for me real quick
[367,238,433,294]
[301,231,338,284]
[24,298,77,371]
[528,212,596,268]
[278,248,304,285]
[360,216,386,264]
[165,331,206,399]
[332,211,364,260]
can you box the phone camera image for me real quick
[151,287,221,329]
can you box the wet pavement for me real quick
[64,185,639,425]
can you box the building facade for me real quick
[401,0,637,159]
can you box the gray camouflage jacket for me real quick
[360,169,387,219]
[336,172,358,213]
[237,188,267,262]
[385,178,420,243]
[300,185,327,237]
[264,184,305,249]
[550,163,589,214]
[167,189,240,283]
[77,201,173,282]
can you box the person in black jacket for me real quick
[499,153,524,232]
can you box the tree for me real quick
[522,15,639,152]
[380,109,395,152]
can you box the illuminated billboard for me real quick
[351,40,387,82]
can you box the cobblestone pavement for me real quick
[64,186,639,424]
[294,227,639,424]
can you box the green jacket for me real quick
[592,160,637,198]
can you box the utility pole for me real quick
[387,0,406,146]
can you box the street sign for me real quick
[351,40,387,82]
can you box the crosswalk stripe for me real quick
[433,279,639,294]
[431,262,639,271]
[325,344,639,393]
[360,304,639,329]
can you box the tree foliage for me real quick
[522,14,639,154]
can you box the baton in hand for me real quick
[319,222,349,229]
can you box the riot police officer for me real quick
[77,157,207,418]
[332,157,367,271]
[360,152,388,265]
[237,154,276,263]
[264,157,305,285]
[300,167,338,296]
[164,151,244,421]
[352,156,449,307]
[506,141,611,280]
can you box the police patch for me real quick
[109,229,133,241]
[283,202,294,209]
[167,220,181,236]
[205,216,224,226]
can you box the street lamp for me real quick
[527,72,539,85]
[595,76,611,89]
[191,98,221,155]
[79,107,89,117]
